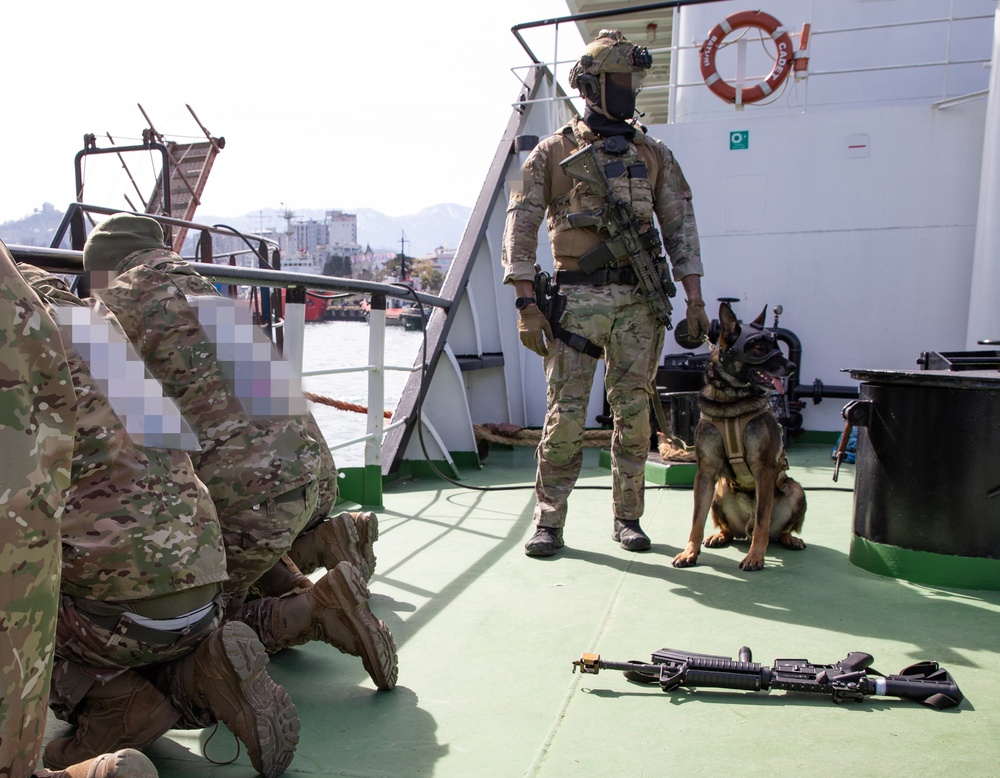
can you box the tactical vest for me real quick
[549,121,659,265]
[700,407,789,493]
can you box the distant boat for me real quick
[304,291,329,322]
[400,305,427,331]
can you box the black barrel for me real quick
[847,368,1000,590]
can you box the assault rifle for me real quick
[560,144,676,328]
[572,645,963,709]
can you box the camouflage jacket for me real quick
[501,115,703,284]
[97,249,327,517]
[20,264,227,601]
[0,246,77,774]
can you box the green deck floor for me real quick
[45,444,1000,777]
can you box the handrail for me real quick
[510,0,718,64]
[9,219,441,506]
[510,1,993,128]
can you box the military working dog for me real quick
[671,302,806,571]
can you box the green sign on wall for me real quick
[729,130,749,150]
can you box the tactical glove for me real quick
[517,304,553,357]
[685,298,710,342]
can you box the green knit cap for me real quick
[83,213,169,272]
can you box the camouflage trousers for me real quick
[221,480,319,608]
[49,589,223,722]
[534,283,664,528]
[0,511,63,778]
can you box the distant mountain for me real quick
[355,204,471,256]
[0,203,65,247]
[0,203,472,258]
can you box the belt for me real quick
[73,583,220,620]
[555,267,638,286]
[72,596,220,646]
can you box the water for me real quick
[301,320,425,468]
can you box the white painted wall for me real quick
[649,0,995,431]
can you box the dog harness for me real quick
[700,407,788,492]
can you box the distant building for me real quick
[326,210,358,254]
[209,228,282,269]
[417,246,456,275]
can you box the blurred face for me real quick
[603,72,641,120]
[87,269,117,292]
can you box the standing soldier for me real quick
[0,244,157,778]
[502,29,710,557]
[20,265,299,778]
[84,214,397,691]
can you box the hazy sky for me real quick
[2,1,583,224]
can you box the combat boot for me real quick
[156,621,299,778]
[524,526,564,557]
[267,560,397,690]
[289,511,378,580]
[34,748,158,778]
[252,553,313,597]
[613,519,651,551]
[43,673,180,770]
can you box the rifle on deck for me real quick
[560,144,676,328]
[572,645,963,709]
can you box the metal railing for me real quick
[13,206,452,505]
[509,1,995,127]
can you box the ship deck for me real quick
[45,443,1000,777]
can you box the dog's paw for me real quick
[703,532,732,549]
[739,554,766,571]
[672,550,699,568]
[778,534,806,550]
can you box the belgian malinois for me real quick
[671,302,806,571]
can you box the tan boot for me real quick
[43,673,179,770]
[156,622,299,778]
[289,511,378,580]
[270,561,397,690]
[34,748,158,778]
[252,553,313,598]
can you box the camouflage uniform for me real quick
[502,113,703,532]
[17,265,226,728]
[85,215,398,695]
[96,250,322,606]
[0,244,77,776]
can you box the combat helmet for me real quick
[569,29,652,121]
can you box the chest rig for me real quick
[596,134,645,190]
[570,133,654,250]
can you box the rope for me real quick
[305,390,392,419]
[654,431,697,463]
[474,423,612,448]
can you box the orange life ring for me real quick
[699,10,795,105]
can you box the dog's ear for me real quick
[718,302,740,348]
[751,306,767,328]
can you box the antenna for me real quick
[399,230,409,281]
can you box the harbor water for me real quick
[302,319,424,468]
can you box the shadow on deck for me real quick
[46,444,1000,777]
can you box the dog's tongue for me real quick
[772,377,785,394]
